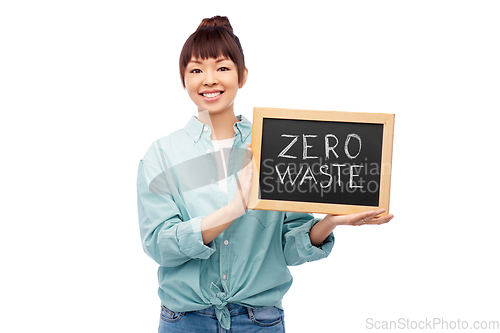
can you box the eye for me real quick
[218,67,230,72]
[190,68,202,74]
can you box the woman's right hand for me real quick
[230,143,253,217]
[200,143,254,244]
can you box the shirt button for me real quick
[206,149,210,153]
[242,134,245,138]
[194,135,198,140]
[204,126,208,131]
[223,274,227,280]
[224,240,229,246]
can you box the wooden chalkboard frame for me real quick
[249,107,395,216]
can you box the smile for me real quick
[202,92,222,98]
[200,90,224,102]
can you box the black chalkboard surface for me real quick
[249,107,394,215]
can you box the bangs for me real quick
[188,28,237,61]
[180,27,245,87]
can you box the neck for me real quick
[197,108,239,140]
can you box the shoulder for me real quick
[156,128,190,147]
[140,128,189,162]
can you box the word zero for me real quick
[278,133,362,160]
[275,133,364,189]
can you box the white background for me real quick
[1,1,499,332]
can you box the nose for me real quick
[203,71,218,86]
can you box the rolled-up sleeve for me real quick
[282,212,334,266]
[137,148,216,268]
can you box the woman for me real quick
[137,15,393,332]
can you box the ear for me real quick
[239,67,249,88]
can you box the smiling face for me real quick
[184,56,247,115]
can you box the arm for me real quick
[199,202,241,245]
[137,159,216,267]
[138,141,254,267]
[200,143,253,244]
[282,212,335,266]
[309,209,395,247]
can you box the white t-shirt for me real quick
[211,137,234,194]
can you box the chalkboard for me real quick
[248,107,395,215]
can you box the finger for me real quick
[350,209,387,225]
[366,214,394,225]
[345,211,372,226]
[235,177,246,207]
[353,210,378,224]
[245,143,253,156]
[370,208,386,217]
[242,145,253,169]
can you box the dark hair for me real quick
[179,16,245,88]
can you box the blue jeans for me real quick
[158,303,286,333]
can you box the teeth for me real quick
[203,92,221,98]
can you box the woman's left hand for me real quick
[326,209,394,227]
[309,209,393,246]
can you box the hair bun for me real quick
[196,15,234,33]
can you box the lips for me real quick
[200,90,224,102]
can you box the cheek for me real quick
[184,74,198,90]
[185,82,199,97]
[223,76,240,92]
[187,87,197,97]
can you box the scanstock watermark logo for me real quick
[366,317,499,330]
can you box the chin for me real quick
[199,104,235,115]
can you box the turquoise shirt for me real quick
[137,115,334,330]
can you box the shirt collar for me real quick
[183,115,252,143]
[233,115,252,142]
